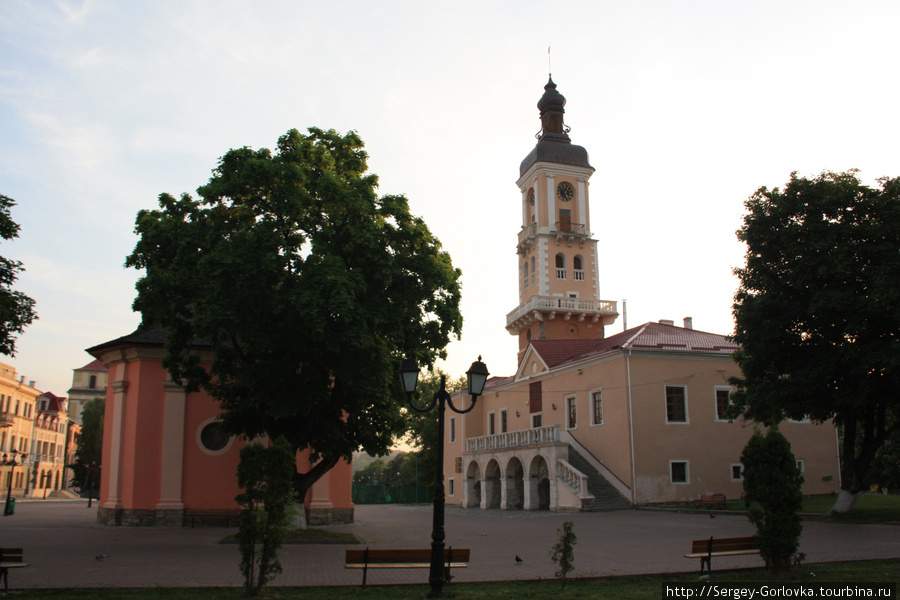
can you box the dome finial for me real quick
[548,45,552,77]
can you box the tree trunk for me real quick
[826,489,858,515]
[293,455,340,526]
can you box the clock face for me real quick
[557,182,575,202]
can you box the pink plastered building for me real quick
[88,329,353,526]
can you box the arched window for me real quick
[573,255,585,281]
[555,254,567,279]
[530,257,535,284]
[523,261,529,288]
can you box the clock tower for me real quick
[506,77,618,352]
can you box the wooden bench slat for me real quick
[344,547,471,587]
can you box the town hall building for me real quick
[441,78,841,511]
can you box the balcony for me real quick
[466,425,561,454]
[0,411,14,427]
[517,221,590,254]
[506,296,618,331]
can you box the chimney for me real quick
[683,317,693,330]
[659,319,675,326]
[28,380,35,388]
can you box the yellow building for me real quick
[0,362,40,500]
[441,79,840,510]
[31,392,70,497]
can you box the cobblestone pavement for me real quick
[3,500,899,589]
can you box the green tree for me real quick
[730,170,900,513]
[550,520,577,589]
[0,194,37,356]
[740,426,804,575]
[352,457,387,486]
[70,397,104,490]
[126,128,462,505]
[236,438,295,597]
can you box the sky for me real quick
[2,0,899,396]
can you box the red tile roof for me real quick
[529,321,738,370]
[76,359,108,372]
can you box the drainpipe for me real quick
[626,348,636,504]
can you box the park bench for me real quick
[693,493,728,510]
[0,548,30,592]
[344,547,470,587]
[684,536,760,575]
[183,508,241,528]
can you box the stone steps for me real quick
[567,446,631,511]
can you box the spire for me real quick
[519,78,590,177]
[538,77,567,136]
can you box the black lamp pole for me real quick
[3,450,20,516]
[87,463,96,508]
[399,356,489,598]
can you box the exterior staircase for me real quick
[566,446,631,511]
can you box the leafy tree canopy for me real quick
[126,128,463,500]
[730,170,900,511]
[0,194,37,356]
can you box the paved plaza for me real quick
[2,499,899,589]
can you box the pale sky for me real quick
[2,0,899,395]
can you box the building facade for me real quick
[67,359,108,425]
[87,329,353,526]
[31,392,70,497]
[442,79,840,511]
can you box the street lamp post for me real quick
[399,356,489,598]
[3,450,23,516]
[87,462,97,508]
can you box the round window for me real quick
[199,421,230,452]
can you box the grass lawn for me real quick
[800,493,900,522]
[14,559,900,600]
[669,493,900,523]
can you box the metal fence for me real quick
[352,485,433,505]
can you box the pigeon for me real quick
[95,554,109,560]
[709,513,716,518]
[515,555,523,564]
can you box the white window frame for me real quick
[590,388,603,426]
[565,395,577,430]
[531,413,543,429]
[448,477,455,497]
[449,417,456,443]
[665,385,689,424]
[499,409,508,434]
[670,460,690,484]
[730,463,743,482]
[714,386,732,422]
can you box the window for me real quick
[532,413,542,428]
[455,457,462,473]
[523,262,529,288]
[573,255,585,281]
[555,253,566,279]
[197,419,232,455]
[591,390,603,425]
[500,409,508,434]
[89,375,97,389]
[449,418,456,443]
[448,478,455,496]
[488,412,495,435]
[796,459,805,473]
[715,387,731,421]
[670,460,689,484]
[665,385,688,423]
[530,257,535,284]
[731,464,743,482]
[565,395,577,430]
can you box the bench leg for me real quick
[700,556,710,576]
[361,547,369,588]
[1,567,7,593]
